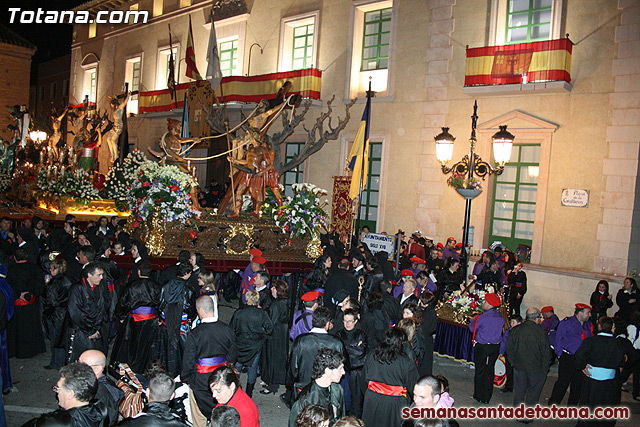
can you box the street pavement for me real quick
[4,303,639,426]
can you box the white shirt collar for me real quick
[255,285,267,292]
[134,256,142,263]
[310,327,327,334]
[201,317,216,323]
[355,265,364,272]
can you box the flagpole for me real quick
[352,79,372,249]
[168,24,177,109]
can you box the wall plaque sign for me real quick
[561,188,589,207]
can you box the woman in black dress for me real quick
[260,279,289,394]
[616,277,638,323]
[590,279,613,327]
[360,292,389,351]
[417,291,438,376]
[362,327,418,427]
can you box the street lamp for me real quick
[434,100,515,284]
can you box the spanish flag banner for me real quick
[465,38,572,86]
[138,68,322,113]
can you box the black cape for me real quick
[230,305,273,365]
[288,381,345,427]
[362,352,418,427]
[66,280,112,362]
[261,297,289,387]
[110,277,161,373]
[181,321,237,417]
[6,261,46,358]
[287,332,346,391]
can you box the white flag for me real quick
[206,13,223,91]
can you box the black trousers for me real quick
[505,355,514,390]
[349,368,365,418]
[549,352,583,405]
[474,343,500,403]
[513,369,547,406]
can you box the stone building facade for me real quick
[69,0,640,317]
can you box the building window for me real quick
[357,141,382,232]
[50,82,57,99]
[88,22,97,38]
[361,8,391,71]
[488,144,540,252]
[278,11,319,72]
[128,3,139,24]
[156,46,178,90]
[62,79,69,97]
[153,0,163,17]
[346,1,394,98]
[292,24,314,70]
[506,0,552,44]
[180,0,192,7]
[219,39,238,77]
[283,142,305,198]
[125,56,142,114]
[83,67,97,103]
[490,0,561,46]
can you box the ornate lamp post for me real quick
[434,100,515,283]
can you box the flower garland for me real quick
[444,290,487,317]
[126,161,200,228]
[37,167,100,205]
[261,183,328,238]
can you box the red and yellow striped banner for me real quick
[139,68,322,113]
[465,38,572,86]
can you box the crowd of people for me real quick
[0,220,637,426]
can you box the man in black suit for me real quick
[324,259,358,313]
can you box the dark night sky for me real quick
[2,1,87,78]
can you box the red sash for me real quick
[367,381,407,398]
[15,295,36,306]
[130,313,155,322]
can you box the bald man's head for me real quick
[79,350,107,378]
[196,295,216,321]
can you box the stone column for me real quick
[415,0,455,238]
[594,0,640,276]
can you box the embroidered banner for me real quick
[464,38,572,86]
[331,176,355,248]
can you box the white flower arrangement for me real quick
[445,289,487,317]
[126,161,200,228]
[102,150,149,203]
[261,183,328,238]
[37,167,100,205]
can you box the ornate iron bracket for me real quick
[440,154,504,179]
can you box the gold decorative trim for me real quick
[224,223,255,255]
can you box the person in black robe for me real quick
[254,271,273,311]
[288,348,346,427]
[181,296,237,423]
[336,308,367,418]
[260,279,290,395]
[417,291,438,376]
[159,263,196,377]
[42,258,72,370]
[575,316,639,427]
[324,259,359,313]
[287,307,347,397]
[436,257,463,301]
[589,280,613,328]
[506,263,527,316]
[159,250,191,286]
[95,238,121,292]
[127,240,148,284]
[380,280,402,325]
[362,327,418,427]
[360,292,390,351]
[0,264,13,393]
[110,260,161,373]
[6,248,46,358]
[66,262,112,363]
[15,228,39,265]
[230,289,273,397]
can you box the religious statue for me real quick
[148,118,202,211]
[69,106,90,150]
[102,92,131,166]
[218,82,300,217]
[48,107,68,160]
